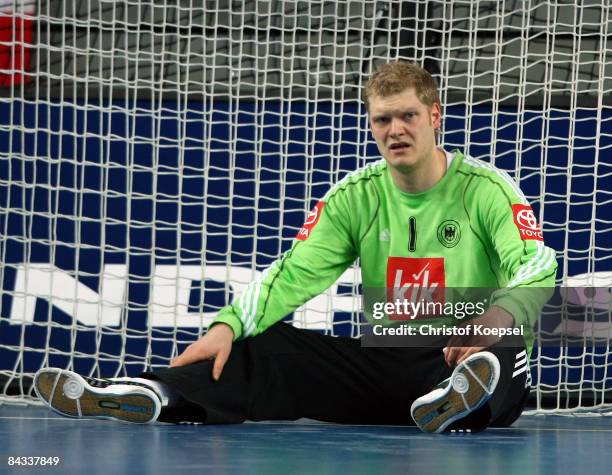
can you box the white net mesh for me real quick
[0,0,610,413]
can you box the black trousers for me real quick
[142,322,530,427]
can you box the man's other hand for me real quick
[170,323,234,380]
[443,306,514,367]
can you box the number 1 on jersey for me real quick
[408,216,417,252]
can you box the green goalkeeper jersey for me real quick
[213,150,557,351]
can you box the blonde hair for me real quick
[363,61,441,111]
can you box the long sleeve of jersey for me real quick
[213,190,359,341]
[464,159,558,337]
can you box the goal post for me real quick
[0,1,610,414]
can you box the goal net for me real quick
[0,1,610,413]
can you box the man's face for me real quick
[368,88,441,173]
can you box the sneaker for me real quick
[33,368,162,424]
[410,351,500,433]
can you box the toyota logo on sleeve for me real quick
[512,204,543,241]
[296,201,326,241]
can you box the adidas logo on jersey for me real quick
[379,229,390,241]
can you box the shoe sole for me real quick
[33,368,161,424]
[410,351,500,433]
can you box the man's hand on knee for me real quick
[170,323,234,380]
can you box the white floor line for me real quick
[0,416,611,432]
[0,416,75,420]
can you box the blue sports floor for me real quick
[0,405,610,474]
